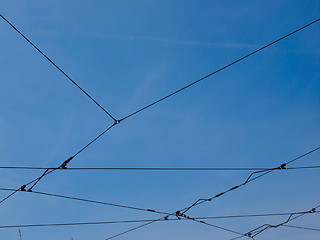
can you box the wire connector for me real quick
[278,164,286,169]
[309,208,316,213]
[20,185,27,191]
[114,119,122,125]
[59,156,74,169]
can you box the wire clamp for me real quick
[20,185,27,191]
[278,164,286,169]
[245,232,253,238]
[114,119,122,125]
[309,208,316,213]
[59,156,74,169]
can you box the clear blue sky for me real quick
[0,1,319,240]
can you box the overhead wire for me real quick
[0,188,169,215]
[0,14,116,122]
[1,211,318,229]
[0,15,318,205]
[0,123,116,204]
[119,17,320,122]
[230,204,320,239]
[1,14,320,239]
[282,224,320,232]
[104,146,320,239]
[0,165,319,171]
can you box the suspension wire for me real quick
[1,211,318,229]
[0,124,116,204]
[0,14,116,122]
[0,188,169,215]
[119,18,320,122]
[230,204,320,239]
[0,165,319,171]
[179,146,320,215]
[282,224,320,232]
[0,14,318,208]
[1,14,319,239]
[104,146,320,239]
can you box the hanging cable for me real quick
[0,14,117,122]
[104,146,320,239]
[1,210,318,229]
[0,188,169,215]
[0,123,116,204]
[282,224,320,232]
[119,18,320,122]
[230,204,320,239]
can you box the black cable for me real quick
[1,211,318,229]
[0,165,319,171]
[0,124,116,204]
[282,224,320,232]
[119,18,320,122]
[0,188,169,215]
[180,147,320,215]
[0,14,116,122]
[231,204,320,239]
[105,146,320,239]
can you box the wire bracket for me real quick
[59,156,74,169]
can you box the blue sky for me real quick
[0,1,319,239]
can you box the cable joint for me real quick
[114,119,122,125]
[59,156,74,169]
[278,164,286,169]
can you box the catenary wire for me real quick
[0,123,116,204]
[1,15,318,204]
[230,204,320,239]
[0,165,319,171]
[119,17,320,122]
[1,211,318,229]
[0,14,116,122]
[282,224,320,232]
[0,188,169,215]
[105,146,320,239]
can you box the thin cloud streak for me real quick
[120,35,260,49]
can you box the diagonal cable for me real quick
[119,17,320,122]
[230,204,320,239]
[0,14,116,122]
[0,123,116,204]
[0,187,169,215]
[104,146,320,239]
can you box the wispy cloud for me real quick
[118,35,260,49]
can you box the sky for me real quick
[0,1,320,239]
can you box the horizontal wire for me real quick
[106,146,320,239]
[1,211,318,229]
[0,14,116,121]
[231,204,320,239]
[0,123,116,204]
[0,165,319,171]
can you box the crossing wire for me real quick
[1,211,318,229]
[104,146,320,239]
[0,123,116,205]
[230,204,320,239]
[1,15,319,204]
